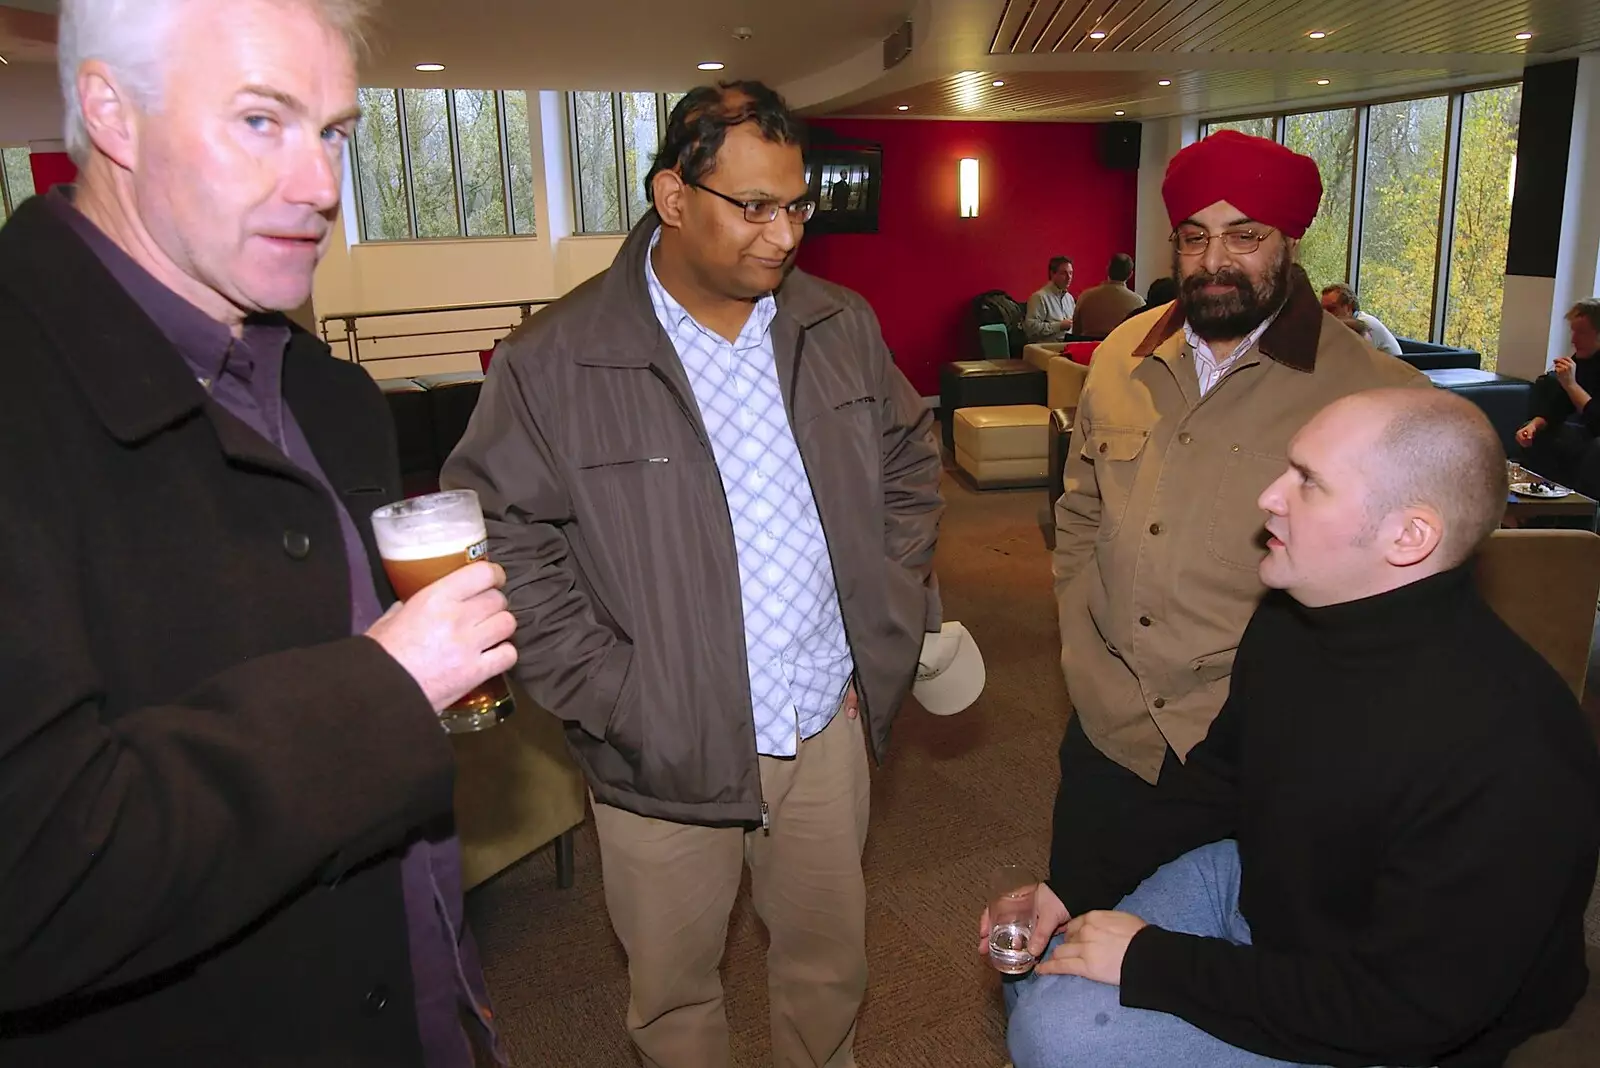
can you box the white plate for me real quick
[1511,481,1575,498]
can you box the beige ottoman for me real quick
[952,404,1051,488]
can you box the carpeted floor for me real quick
[466,467,1600,1067]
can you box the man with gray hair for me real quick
[1004,388,1600,1067]
[0,1,513,1065]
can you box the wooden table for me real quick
[1504,485,1599,527]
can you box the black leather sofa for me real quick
[1397,338,1481,371]
[1422,368,1531,455]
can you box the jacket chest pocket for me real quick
[1084,425,1150,540]
[1205,448,1285,570]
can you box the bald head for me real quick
[1259,387,1506,607]
[1349,388,1507,568]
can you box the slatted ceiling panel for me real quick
[834,66,1467,120]
[989,0,1600,54]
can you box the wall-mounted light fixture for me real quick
[959,157,979,218]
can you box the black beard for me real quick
[1175,246,1293,342]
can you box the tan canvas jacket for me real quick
[1054,267,1428,782]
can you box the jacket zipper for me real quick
[782,327,874,754]
[647,363,769,829]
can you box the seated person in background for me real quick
[1517,299,1600,495]
[1123,275,1179,324]
[1319,282,1403,356]
[1000,387,1600,1068]
[1073,253,1145,337]
[1025,256,1076,341]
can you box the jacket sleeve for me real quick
[1052,402,1101,602]
[1528,371,1576,427]
[441,355,633,740]
[1119,729,1596,1066]
[873,315,945,632]
[0,467,452,1011]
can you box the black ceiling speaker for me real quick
[1099,122,1142,170]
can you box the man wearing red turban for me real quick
[990,130,1431,1058]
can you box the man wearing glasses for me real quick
[444,82,942,1068]
[1042,131,1425,930]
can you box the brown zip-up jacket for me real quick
[443,214,943,825]
[1054,267,1427,783]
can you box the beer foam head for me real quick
[371,490,486,561]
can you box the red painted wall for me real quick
[795,119,1138,397]
[29,152,78,195]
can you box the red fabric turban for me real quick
[1162,130,1323,239]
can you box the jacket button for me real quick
[1153,697,1167,709]
[1148,522,1162,535]
[282,530,311,560]
[1139,616,1152,627]
[364,984,390,1013]
[1178,432,1193,445]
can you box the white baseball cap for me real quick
[912,621,985,715]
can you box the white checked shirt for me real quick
[1184,309,1281,395]
[645,230,853,757]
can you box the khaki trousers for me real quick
[592,709,872,1068]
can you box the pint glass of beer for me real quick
[370,489,511,733]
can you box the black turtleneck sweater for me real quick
[1109,568,1600,1068]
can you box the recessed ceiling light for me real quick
[1307,30,1327,39]
[698,61,725,71]
[414,62,445,72]
[1158,79,1172,86]
[1315,78,1331,85]
[0,54,9,66]
[1088,30,1107,39]
[1114,110,1126,116]
[1515,32,1534,41]
[993,79,1005,87]
[897,104,909,111]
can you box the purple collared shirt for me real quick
[46,190,501,1068]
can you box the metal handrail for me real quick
[318,297,556,365]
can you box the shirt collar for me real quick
[1184,306,1281,367]
[44,186,290,389]
[644,226,776,347]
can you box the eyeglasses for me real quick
[689,181,816,224]
[1170,225,1276,256]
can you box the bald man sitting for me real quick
[1002,389,1600,1068]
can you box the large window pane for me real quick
[664,92,687,120]
[1358,97,1449,343]
[504,91,537,236]
[404,88,460,238]
[454,90,508,237]
[621,91,659,227]
[355,88,410,240]
[1283,109,1357,292]
[573,91,622,232]
[1444,85,1522,370]
[1204,117,1274,139]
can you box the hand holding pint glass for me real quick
[368,490,517,733]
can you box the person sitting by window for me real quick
[997,387,1600,1068]
[1516,299,1600,496]
[1025,256,1076,342]
[1319,282,1402,356]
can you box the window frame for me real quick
[1199,78,1522,350]
[348,87,536,243]
[566,91,685,236]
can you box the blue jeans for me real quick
[1004,840,1331,1068]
